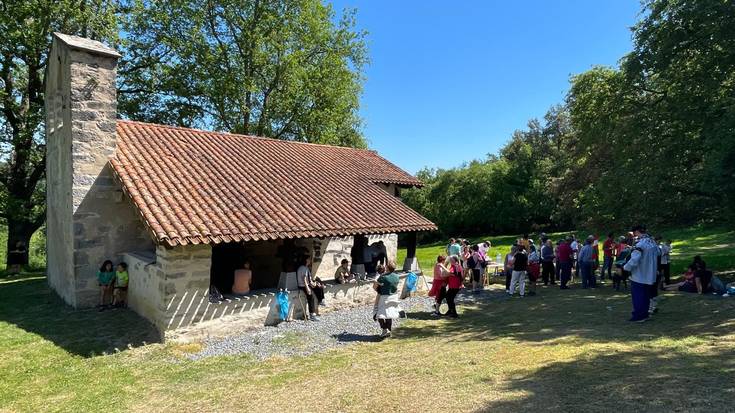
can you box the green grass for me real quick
[399,226,735,277]
[1,226,734,412]
[0,226,47,272]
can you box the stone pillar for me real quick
[156,244,212,331]
[46,33,151,308]
[403,232,420,272]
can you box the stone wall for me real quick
[309,234,398,281]
[166,273,420,343]
[126,235,404,338]
[46,33,153,308]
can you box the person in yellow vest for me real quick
[113,262,129,308]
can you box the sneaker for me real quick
[309,314,319,321]
[628,317,648,323]
[380,329,391,338]
[431,311,441,317]
[319,301,327,307]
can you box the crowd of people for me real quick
[436,225,723,323]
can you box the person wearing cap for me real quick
[578,236,596,288]
[623,225,659,322]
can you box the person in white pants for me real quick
[509,245,529,297]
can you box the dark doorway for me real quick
[210,242,246,294]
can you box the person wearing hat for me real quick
[623,225,659,322]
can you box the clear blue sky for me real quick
[330,0,641,174]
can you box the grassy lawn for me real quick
[1,226,734,412]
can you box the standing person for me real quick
[660,239,672,285]
[447,238,461,258]
[541,239,556,285]
[518,234,530,251]
[624,225,659,322]
[462,242,472,281]
[96,260,115,311]
[554,240,562,284]
[613,236,632,291]
[570,235,580,280]
[470,245,484,292]
[429,256,449,316]
[444,256,463,318]
[601,233,616,282]
[297,256,320,321]
[527,245,540,296]
[578,236,596,289]
[508,245,528,297]
[504,246,517,293]
[373,262,402,337]
[648,237,664,314]
[478,241,491,257]
[591,236,600,279]
[557,237,574,289]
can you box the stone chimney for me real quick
[45,33,123,307]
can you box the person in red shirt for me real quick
[601,232,616,282]
[444,256,464,318]
[556,238,574,289]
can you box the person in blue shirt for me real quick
[577,236,596,289]
[623,225,659,322]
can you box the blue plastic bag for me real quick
[276,291,290,320]
[405,272,418,293]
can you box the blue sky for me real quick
[330,0,641,174]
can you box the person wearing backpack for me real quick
[508,245,528,297]
[541,239,556,285]
[469,244,484,293]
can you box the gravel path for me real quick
[191,289,498,361]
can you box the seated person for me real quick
[232,261,252,295]
[664,264,712,294]
[334,259,355,284]
[112,262,129,308]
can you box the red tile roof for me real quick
[110,120,436,246]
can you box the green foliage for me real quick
[0,0,117,259]
[408,0,735,236]
[117,0,368,147]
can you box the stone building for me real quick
[44,33,435,338]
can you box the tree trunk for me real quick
[6,218,36,267]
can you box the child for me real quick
[97,260,115,310]
[113,262,129,308]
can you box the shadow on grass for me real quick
[333,332,383,343]
[0,274,160,357]
[474,347,735,412]
[396,281,735,346]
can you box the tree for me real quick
[0,0,116,266]
[117,0,368,147]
